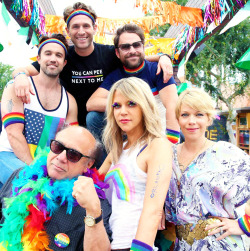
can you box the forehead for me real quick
[56,128,95,154]
[113,90,129,102]
[40,42,65,56]
[68,14,93,27]
[118,32,141,44]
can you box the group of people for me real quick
[0,1,249,251]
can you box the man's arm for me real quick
[1,83,33,164]
[86,88,109,112]
[73,176,111,251]
[65,92,78,124]
[159,84,180,139]
[146,54,173,83]
[12,64,39,104]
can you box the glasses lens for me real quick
[50,140,64,154]
[132,41,142,49]
[66,149,82,163]
[119,44,131,51]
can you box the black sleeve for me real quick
[32,61,40,72]
[100,198,113,242]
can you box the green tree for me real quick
[186,19,250,144]
[0,62,14,100]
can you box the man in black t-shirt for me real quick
[12,2,173,127]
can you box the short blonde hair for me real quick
[103,77,164,164]
[176,88,216,121]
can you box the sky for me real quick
[0,0,144,68]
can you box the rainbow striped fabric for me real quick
[104,163,135,202]
[166,128,180,144]
[238,214,250,237]
[130,239,153,251]
[123,61,145,75]
[2,112,25,128]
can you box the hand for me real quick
[14,74,35,104]
[156,55,173,83]
[158,209,166,230]
[205,217,244,241]
[72,176,101,216]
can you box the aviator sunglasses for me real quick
[118,41,143,52]
[50,139,93,163]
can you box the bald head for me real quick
[47,126,98,180]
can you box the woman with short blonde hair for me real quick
[165,88,250,250]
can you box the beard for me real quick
[123,52,144,69]
[40,64,61,78]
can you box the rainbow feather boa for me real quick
[0,152,108,251]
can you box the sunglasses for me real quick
[50,140,93,163]
[118,41,143,52]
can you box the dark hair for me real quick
[114,23,145,48]
[63,2,97,25]
[38,34,68,59]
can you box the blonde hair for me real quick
[176,88,216,122]
[103,77,164,164]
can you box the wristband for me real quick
[238,214,250,237]
[130,239,153,251]
[166,128,180,144]
[14,72,26,79]
[69,122,79,126]
[2,112,25,128]
[159,53,172,61]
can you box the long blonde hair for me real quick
[103,77,164,164]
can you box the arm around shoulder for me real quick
[86,87,109,112]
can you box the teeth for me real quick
[78,38,87,41]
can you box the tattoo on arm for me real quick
[7,99,14,113]
[150,165,165,198]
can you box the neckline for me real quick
[123,61,145,74]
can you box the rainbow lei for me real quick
[0,152,107,250]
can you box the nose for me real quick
[49,54,57,62]
[188,115,196,124]
[56,150,68,163]
[128,45,136,53]
[78,26,86,35]
[120,105,128,115]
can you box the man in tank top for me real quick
[0,34,78,188]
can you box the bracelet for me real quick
[238,214,250,237]
[159,53,172,61]
[14,72,26,79]
[130,239,153,251]
[166,128,180,144]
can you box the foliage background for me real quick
[0,62,13,100]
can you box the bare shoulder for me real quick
[149,137,172,150]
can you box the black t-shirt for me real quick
[33,43,121,125]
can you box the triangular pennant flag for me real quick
[0,43,4,52]
[31,30,39,46]
[1,1,11,26]
[18,26,29,36]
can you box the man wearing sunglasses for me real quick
[0,126,111,251]
[0,34,78,188]
[11,2,173,128]
[87,23,180,144]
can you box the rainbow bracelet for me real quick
[166,128,180,144]
[238,214,250,237]
[130,239,153,251]
[69,122,79,126]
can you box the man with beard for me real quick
[0,34,78,188]
[86,24,180,144]
[12,2,173,128]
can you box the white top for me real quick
[104,144,147,249]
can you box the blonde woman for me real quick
[165,88,249,250]
[99,77,172,251]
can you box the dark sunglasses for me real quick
[50,139,93,163]
[118,41,143,52]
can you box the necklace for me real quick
[178,138,208,173]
